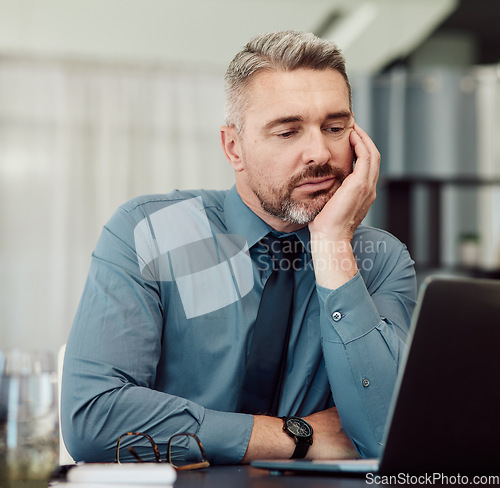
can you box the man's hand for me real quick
[308,123,381,290]
[240,407,357,463]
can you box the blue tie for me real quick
[236,234,301,415]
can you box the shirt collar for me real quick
[224,185,311,255]
[224,185,271,248]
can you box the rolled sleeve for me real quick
[197,409,253,464]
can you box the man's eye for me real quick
[277,131,296,139]
[325,126,344,134]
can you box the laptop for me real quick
[252,275,500,475]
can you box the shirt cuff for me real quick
[196,408,253,464]
[317,271,381,344]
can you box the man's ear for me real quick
[220,125,244,172]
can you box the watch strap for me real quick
[291,439,310,459]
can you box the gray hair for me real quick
[224,30,352,132]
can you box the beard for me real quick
[253,164,348,225]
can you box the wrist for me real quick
[309,236,358,289]
[282,416,314,459]
[241,415,295,464]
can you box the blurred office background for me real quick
[1,0,499,353]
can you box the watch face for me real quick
[286,418,312,438]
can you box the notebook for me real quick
[66,463,177,486]
[252,275,500,475]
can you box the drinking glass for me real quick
[0,350,59,487]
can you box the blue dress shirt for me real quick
[61,186,416,464]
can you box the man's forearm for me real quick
[240,408,358,463]
[316,240,416,457]
[309,234,358,290]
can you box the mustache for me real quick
[288,164,348,188]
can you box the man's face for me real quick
[227,68,355,231]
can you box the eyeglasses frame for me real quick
[115,431,209,471]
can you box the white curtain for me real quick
[0,56,234,353]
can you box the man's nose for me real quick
[303,129,331,166]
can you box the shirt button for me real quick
[362,378,370,387]
[331,311,342,322]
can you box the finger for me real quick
[349,128,370,179]
[351,123,380,183]
[353,123,379,156]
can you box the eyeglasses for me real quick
[115,432,210,471]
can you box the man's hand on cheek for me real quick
[309,123,380,241]
[308,124,380,289]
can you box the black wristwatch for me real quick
[282,416,313,459]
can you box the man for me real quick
[62,31,416,465]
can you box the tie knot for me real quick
[262,234,302,271]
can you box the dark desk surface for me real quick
[174,466,496,487]
[175,466,368,487]
[49,465,499,487]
